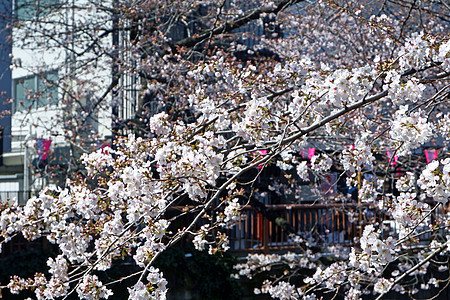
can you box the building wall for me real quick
[0,0,12,155]
[1,0,137,201]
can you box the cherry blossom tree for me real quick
[1,0,450,299]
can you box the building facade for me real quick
[0,0,139,204]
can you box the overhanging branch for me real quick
[175,0,304,49]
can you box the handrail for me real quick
[240,203,372,210]
[224,203,376,253]
[168,202,372,211]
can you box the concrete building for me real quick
[0,0,138,204]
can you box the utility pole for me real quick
[23,125,32,205]
[111,0,120,139]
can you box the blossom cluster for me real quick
[418,159,450,203]
[390,106,433,155]
[2,2,450,299]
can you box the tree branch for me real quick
[175,0,304,49]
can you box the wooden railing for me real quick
[226,203,376,253]
[2,202,446,258]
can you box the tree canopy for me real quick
[1,0,450,299]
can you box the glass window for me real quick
[15,0,35,21]
[15,0,59,21]
[38,70,58,106]
[14,75,35,111]
[14,71,58,112]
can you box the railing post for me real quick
[357,171,362,237]
[263,217,269,254]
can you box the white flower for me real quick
[437,39,450,70]
[374,278,392,294]
[149,112,172,136]
[128,281,150,300]
[76,275,112,300]
[223,198,241,225]
[296,161,309,181]
[398,32,431,71]
[418,159,450,203]
[341,137,374,173]
[395,172,416,192]
[193,234,207,251]
[390,106,433,155]
[385,71,424,104]
[311,154,332,173]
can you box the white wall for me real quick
[11,0,116,150]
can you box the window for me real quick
[15,0,59,21]
[13,70,58,112]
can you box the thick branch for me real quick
[268,90,389,146]
[175,0,304,48]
